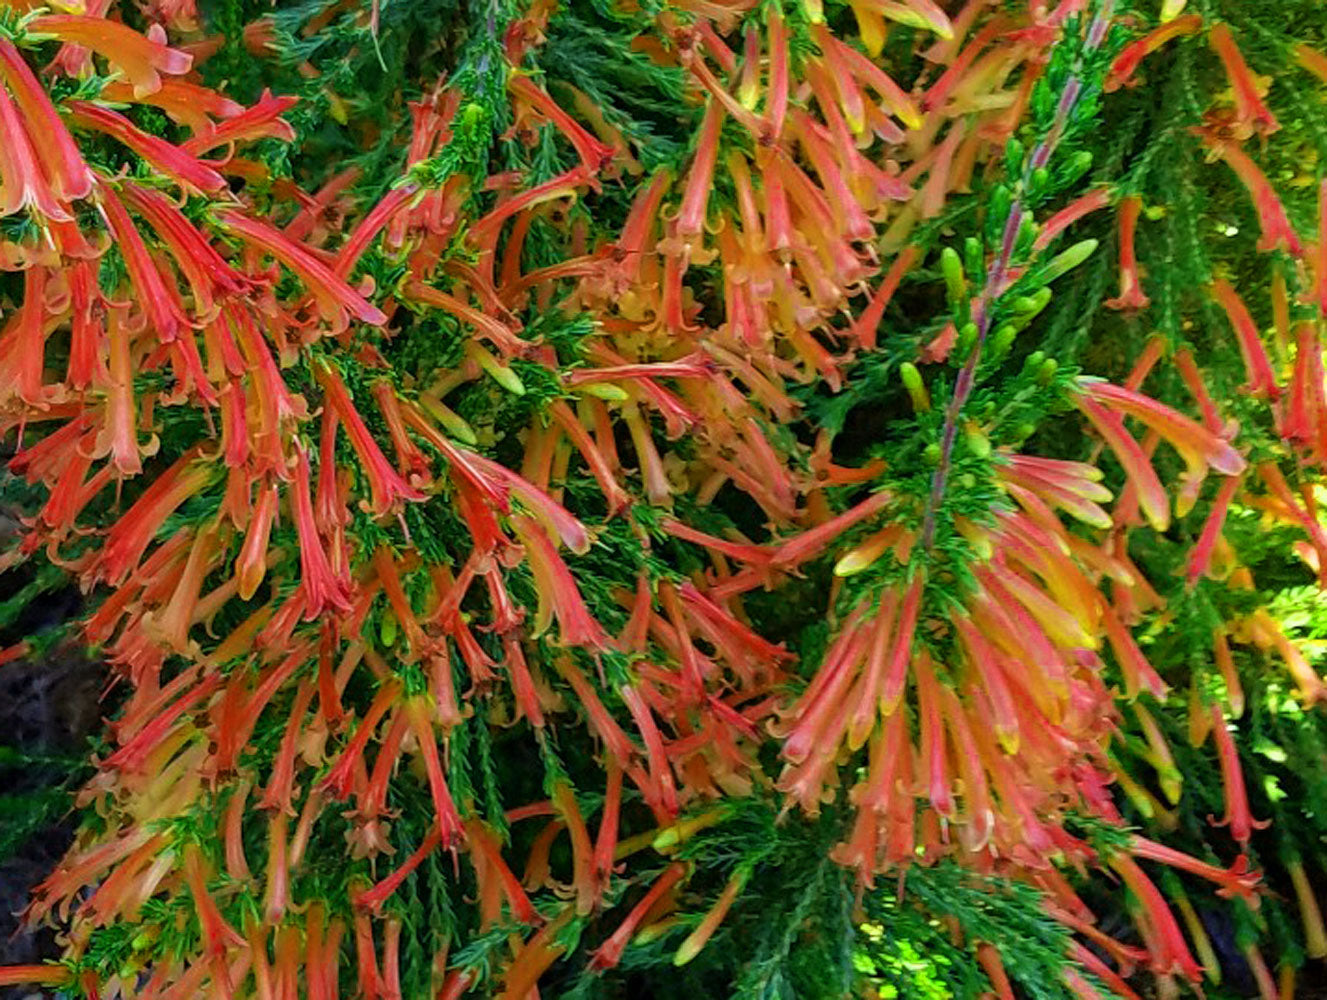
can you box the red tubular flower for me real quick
[1105,15,1202,92]
[150,524,219,653]
[0,966,75,989]
[98,187,191,344]
[1130,836,1261,904]
[405,697,466,849]
[1080,381,1245,523]
[315,364,426,515]
[121,187,246,324]
[1109,853,1203,981]
[1209,24,1279,139]
[1211,278,1280,398]
[0,78,68,219]
[100,77,243,134]
[811,25,921,130]
[181,90,298,155]
[1204,139,1304,255]
[218,211,387,328]
[28,15,191,96]
[90,452,215,586]
[67,102,227,195]
[1033,188,1111,254]
[1105,195,1149,311]
[403,281,528,357]
[1076,396,1170,531]
[510,514,608,649]
[593,760,623,903]
[1187,473,1242,586]
[0,266,53,407]
[550,781,596,914]
[320,681,401,801]
[290,442,352,618]
[508,74,615,172]
[673,867,747,967]
[1207,706,1269,847]
[181,843,246,959]
[552,656,634,768]
[589,863,688,971]
[0,38,93,203]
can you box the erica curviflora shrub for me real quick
[2,0,1327,996]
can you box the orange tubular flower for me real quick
[588,863,688,971]
[1209,24,1279,139]
[1204,139,1304,256]
[1211,278,1279,399]
[404,697,466,848]
[1105,15,1202,92]
[99,77,243,134]
[315,363,426,515]
[1207,706,1269,847]
[67,102,227,195]
[0,966,75,989]
[289,442,352,618]
[1105,195,1149,311]
[0,79,68,219]
[1081,383,1245,475]
[511,514,609,650]
[1109,854,1204,981]
[0,39,93,204]
[181,90,298,155]
[217,211,387,328]
[90,451,215,586]
[27,14,192,96]
[1130,836,1261,905]
[1075,395,1170,531]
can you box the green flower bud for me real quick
[1044,238,1098,282]
[1005,138,1024,175]
[940,246,966,306]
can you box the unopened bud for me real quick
[899,361,930,412]
[940,246,966,307]
[1044,238,1099,282]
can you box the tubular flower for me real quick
[1105,195,1149,311]
[1,3,1324,999]
[1105,15,1202,91]
[1208,24,1279,140]
[0,78,69,219]
[1211,278,1279,399]
[27,14,192,96]
[66,102,227,194]
[1206,706,1269,847]
[0,38,93,203]
[217,211,387,328]
[1202,137,1304,256]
